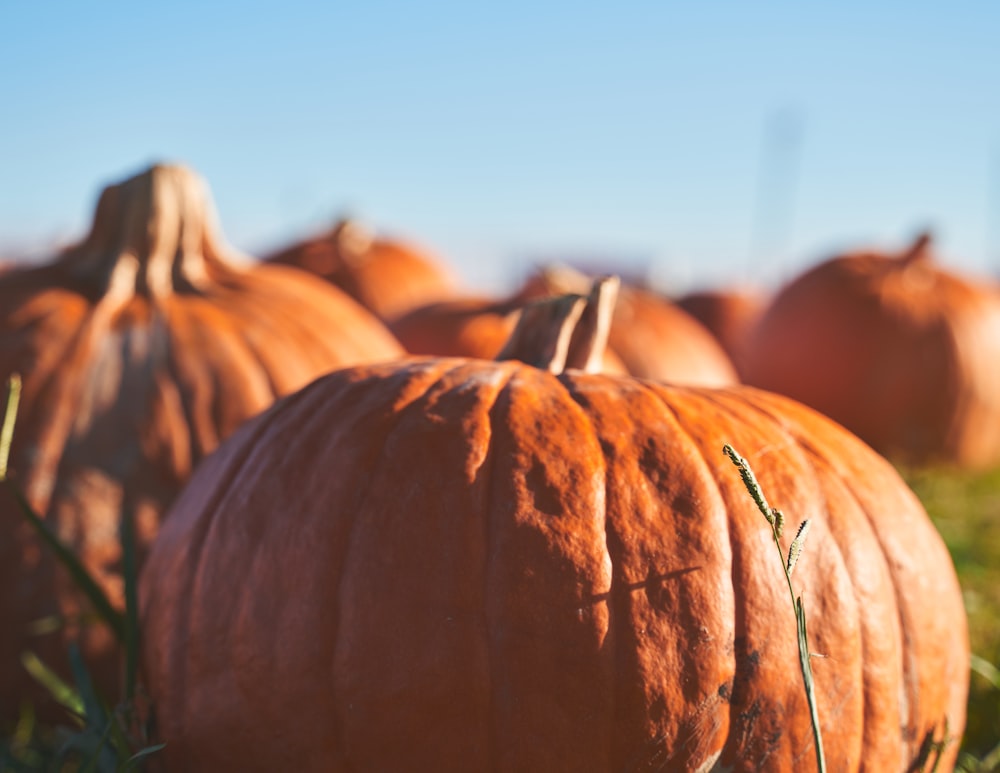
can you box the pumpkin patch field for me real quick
[0,167,996,772]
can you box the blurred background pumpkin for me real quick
[0,163,404,722]
[743,233,1000,469]
[265,217,460,322]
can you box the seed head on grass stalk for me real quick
[722,443,826,773]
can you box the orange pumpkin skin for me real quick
[141,360,967,770]
[0,165,404,722]
[266,218,459,321]
[391,295,521,359]
[743,235,1000,467]
[520,269,739,386]
[675,287,768,379]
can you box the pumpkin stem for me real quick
[497,276,619,374]
[523,263,593,298]
[900,230,933,266]
[59,164,241,301]
[333,217,376,267]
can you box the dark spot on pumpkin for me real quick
[718,681,731,701]
[525,460,564,517]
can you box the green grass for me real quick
[902,464,1000,769]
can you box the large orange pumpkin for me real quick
[265,217,459,321]
[141,281,967,771]
[743,233,1000,467]
[0,163,403,722]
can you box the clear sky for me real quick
[2,1,998,293]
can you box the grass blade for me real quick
[725,444,826,772]
[67,644,108,730]
[20,651,84,720]
[0,374,20,480]
[3,482,125,642]
[120,503,140,703]
[121,743,167,771]
[0,375,125,641]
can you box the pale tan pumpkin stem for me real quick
[496,294,586,373]
[565,276,620,373]
[333,218,376,267]
[497,276,619,374]
[900,231,933,266]
[530,263,593,295]
[60,164,240,301]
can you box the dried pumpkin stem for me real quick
[497,276,619,374]
[723,444,826,773]
[900,231,932,267]
[533,263,593,295]
[565,276,620,373]
[333,217,376,266]
[61,164,239,301]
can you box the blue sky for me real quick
[2,1,998,292]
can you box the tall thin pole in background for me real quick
[748,108,805,282]
[987,145,1000,277]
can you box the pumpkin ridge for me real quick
[792,438,917,758]
[216,270,402,370]
[692,388,885,760]
[729,387,968,762]
[205,288,330,385]
[329,359,477,767]
[793,437,923,753]
[558,372,617,771]
[786,435,894,764]
[164,301,259,447]
[479,362,521,773]
[157,363,396,759]
[5,308,87,504]
[166,388,308,740]
[699,389,879,762]
[626,380,741,766]
[162,304,224,458]
[20,303,121,509]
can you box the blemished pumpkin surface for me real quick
[142,358,967,771]
[744,234,1000,468]
[0,163,403,723]
[266,218,459,322]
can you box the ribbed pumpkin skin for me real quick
[743,243,1000,467]
[0,166,404,722]
[266,223,458,321]
[141,358,967,772]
